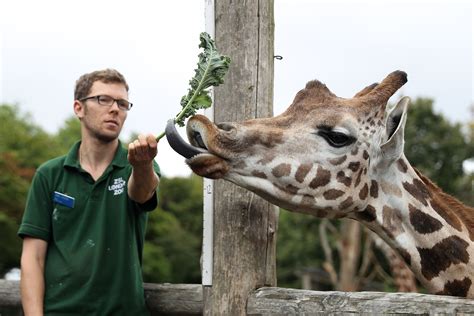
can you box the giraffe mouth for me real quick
[165,118,230,178]
[165,119,209,159]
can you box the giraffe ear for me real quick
[380,96,410,161]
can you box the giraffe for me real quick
[166,70,474,298]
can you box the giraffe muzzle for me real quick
[165,119,208,159]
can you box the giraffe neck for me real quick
[353,155,474,297]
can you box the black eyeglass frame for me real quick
[79,95,133,111]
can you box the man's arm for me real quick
[20,237,48,316]
[127,134,160,204]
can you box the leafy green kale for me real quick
[156,32,231,141]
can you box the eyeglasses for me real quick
[79,95,133,111]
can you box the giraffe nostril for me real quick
[193,132,207,149]
[217,122,235,132]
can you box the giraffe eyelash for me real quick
[315,126,356,148]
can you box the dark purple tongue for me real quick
[165,119,207,159]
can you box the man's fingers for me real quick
[127,141,136,162]
[146,134,158,150]
[129,134,158,162]
[138,134,148,147]
[145,134,158,157]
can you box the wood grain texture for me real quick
[3,281,474,315]
[247,287,474,315]
[207,0,278,315]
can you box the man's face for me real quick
[75,81,129,143]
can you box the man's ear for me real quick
[74,100,84,119]
[380,96,410,161]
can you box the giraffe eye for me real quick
[317,129,356,148]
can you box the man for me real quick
[18,69,160,315]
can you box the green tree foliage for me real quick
[0,104,56,275]
[0,104,80,276]
[0,104,61,168]
[142,175,203,283]
[55,116,82,152]
[404,98,473,196]
[276,210,326,289]
[456,104,474,206]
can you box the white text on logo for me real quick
[108,177,126,196]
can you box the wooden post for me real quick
[203,1,278,315]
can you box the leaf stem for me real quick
[156,131,166,141]
[156,48,214,142]
[175,55,213,124]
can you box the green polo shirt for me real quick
[18,141,160,316]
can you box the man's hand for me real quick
[127,134,158,168]
[127,134,159,204]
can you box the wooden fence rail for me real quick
[2,280,474,315]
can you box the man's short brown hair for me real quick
[74,68,129,100]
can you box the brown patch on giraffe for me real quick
[363,150,369,160]
[348,161,361,172]
[323,189,345,200]
[285,184,299,195]
[397,159,408,173]
[295,163,313,183]
[418,236,470,280]
[354,204,376,222]
[339,197,353,209]
[272,163,291,178]
[402,178,431,206]
[382,206,405,238]
[370,180,379,198]
[436,277,472,297]
[351,147,359,156]
[380,180,402,197]
[408,204,443,234]
[301,194,315,206]
[414,169,474,241]
[336,171,351,187]
[328,155,347,165]
[309,166,331,189]
[257,153,276,165]
[243,130,284,149]
[359,183,369,200]
[233,160,248,169]
[354,168,363,187]
[275,183,299,195]
[251,170,267,179]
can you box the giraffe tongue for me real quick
[165,119,208,159]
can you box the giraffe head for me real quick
[168,70,409,218]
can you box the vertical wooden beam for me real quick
[203,1,278,315]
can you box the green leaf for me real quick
[156,32,231,139]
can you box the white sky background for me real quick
[0,0,472,177]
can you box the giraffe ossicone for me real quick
[167,70,474,298]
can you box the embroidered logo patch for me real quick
[108,177,126,196]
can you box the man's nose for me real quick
[109,100,121,112]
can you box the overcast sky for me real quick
[1,0,472,177]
